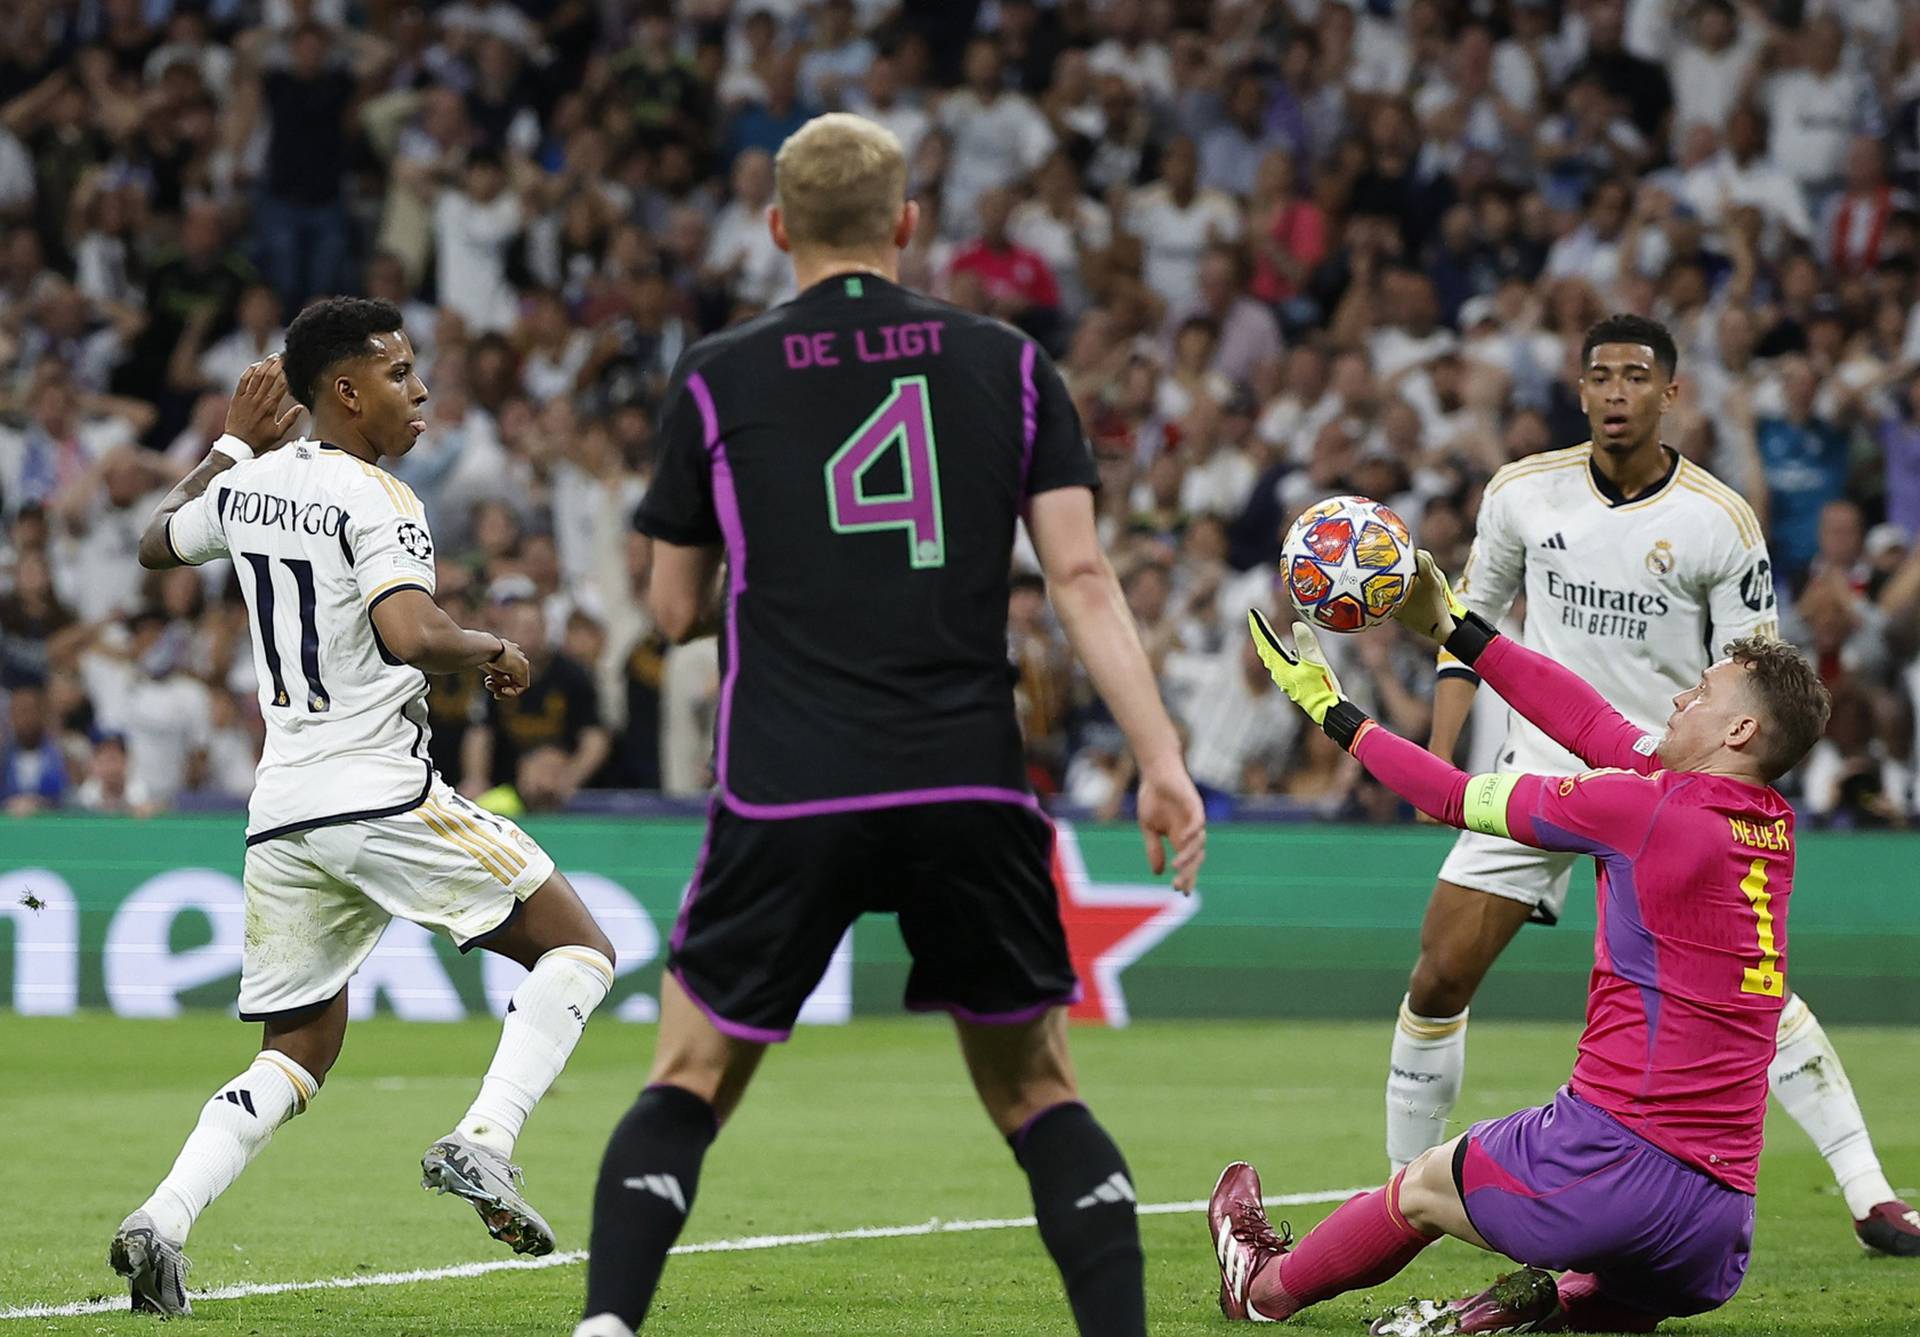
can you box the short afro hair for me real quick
[282,297,406,410]
[1582,313,1678,380]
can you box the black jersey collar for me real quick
[799,270,898,301]
[1587,445,1678,508]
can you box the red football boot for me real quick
[1208,1161,1296,1322]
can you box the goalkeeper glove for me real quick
[1390,550,1501,666]
[1246,609,1370,750]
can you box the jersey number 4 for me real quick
[240,553,330,713]
[824,375,946,569]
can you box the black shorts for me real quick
[668,798,1079,1041]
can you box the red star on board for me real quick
[1051,825,1200,1026]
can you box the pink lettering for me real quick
[810,332,839,366]
[784,334,815,369]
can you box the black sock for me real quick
[583,1083,718,1329]
[1011,1102,1146,1337]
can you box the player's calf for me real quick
[112,1050,320,1313]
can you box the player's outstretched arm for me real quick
[137,356,302,570]
[1395,551,1655,774]
[1028,487,1205,892]
[371,588,529,690]
[1246,612,1645,856]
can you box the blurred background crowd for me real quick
[3,0,1920,826]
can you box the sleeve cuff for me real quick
[366,579,431,611]
[163,513,187,565]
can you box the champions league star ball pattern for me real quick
[1280,495,1417,632]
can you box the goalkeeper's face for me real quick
[1657,659,1760,773]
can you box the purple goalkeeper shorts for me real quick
[1456,1086,1754,1318]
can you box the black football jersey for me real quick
[634,274,1098,813]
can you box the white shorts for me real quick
[237,780,555,1019]
[1436,828,1577,925]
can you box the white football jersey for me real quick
[1440,443,1779,772]
[167,440,438,842]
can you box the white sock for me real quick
[140,1052,316,1244]
[1769,994,1896,1219]
[574,1316,636,1337]
[456,946,613,1157]
[1386,995,1469,1172]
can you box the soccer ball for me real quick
[1280,494,1417,633]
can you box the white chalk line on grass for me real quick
[0,1187,1371,1320]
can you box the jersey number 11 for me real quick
[240,552,331,714]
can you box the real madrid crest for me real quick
[1645,539,1674,576]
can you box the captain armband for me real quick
[1462,772,1521,838]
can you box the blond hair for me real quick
[1726,635,1831,781]
[774,113,907,251]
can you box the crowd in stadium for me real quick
[1,0,1918,825]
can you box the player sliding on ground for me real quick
[109,302,617,1316]
[1386,314,1917,1257]
[1209,552,1831,1332]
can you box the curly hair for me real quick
[1582,313,1678,379]
[282,297,405,410]
[1725,635,1831,780]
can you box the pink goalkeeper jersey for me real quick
[1353,635,1792,1193]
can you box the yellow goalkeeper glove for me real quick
[1247,609,1346,726]
[1392,549,1470,644]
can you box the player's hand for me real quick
[1392,550,1467,644]
[1247,609,1345,726]
[225,355,303,452]
[482,639,530,698]
[1136,756,1205,895]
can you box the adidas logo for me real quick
[216,1088,257,1116]
[1541,532,1568,550]
[624,1173,688,1214]
[1073,1172,1136,1209]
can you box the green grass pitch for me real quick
[3,1014,1915,1334]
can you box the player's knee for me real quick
[1407,953,1479,1018]
[1394,1145,1457,1235]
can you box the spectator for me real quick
[238,20,378,309]
[703,148,790,311]
[936,36,1053,238]
[948,186,1061,343]
[1248,150,1326,315]
[435,148,525,335]
[1764,14,1875,201]
[1127,136,1243,315]
[1161,629,1301,801]
[0,684,68,814]
[72,732,154,816]
[1666,0,1766,155]
[460,595,609,810]
[1754,357,1852,586]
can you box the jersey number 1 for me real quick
[240,553,330,713]
[1738,857,1784,997]
[824,375,946,569]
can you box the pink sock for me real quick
[1545,1272,1663,1333]
[1262,1171,1437,1317]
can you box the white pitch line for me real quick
[0,1187,1370,1321]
